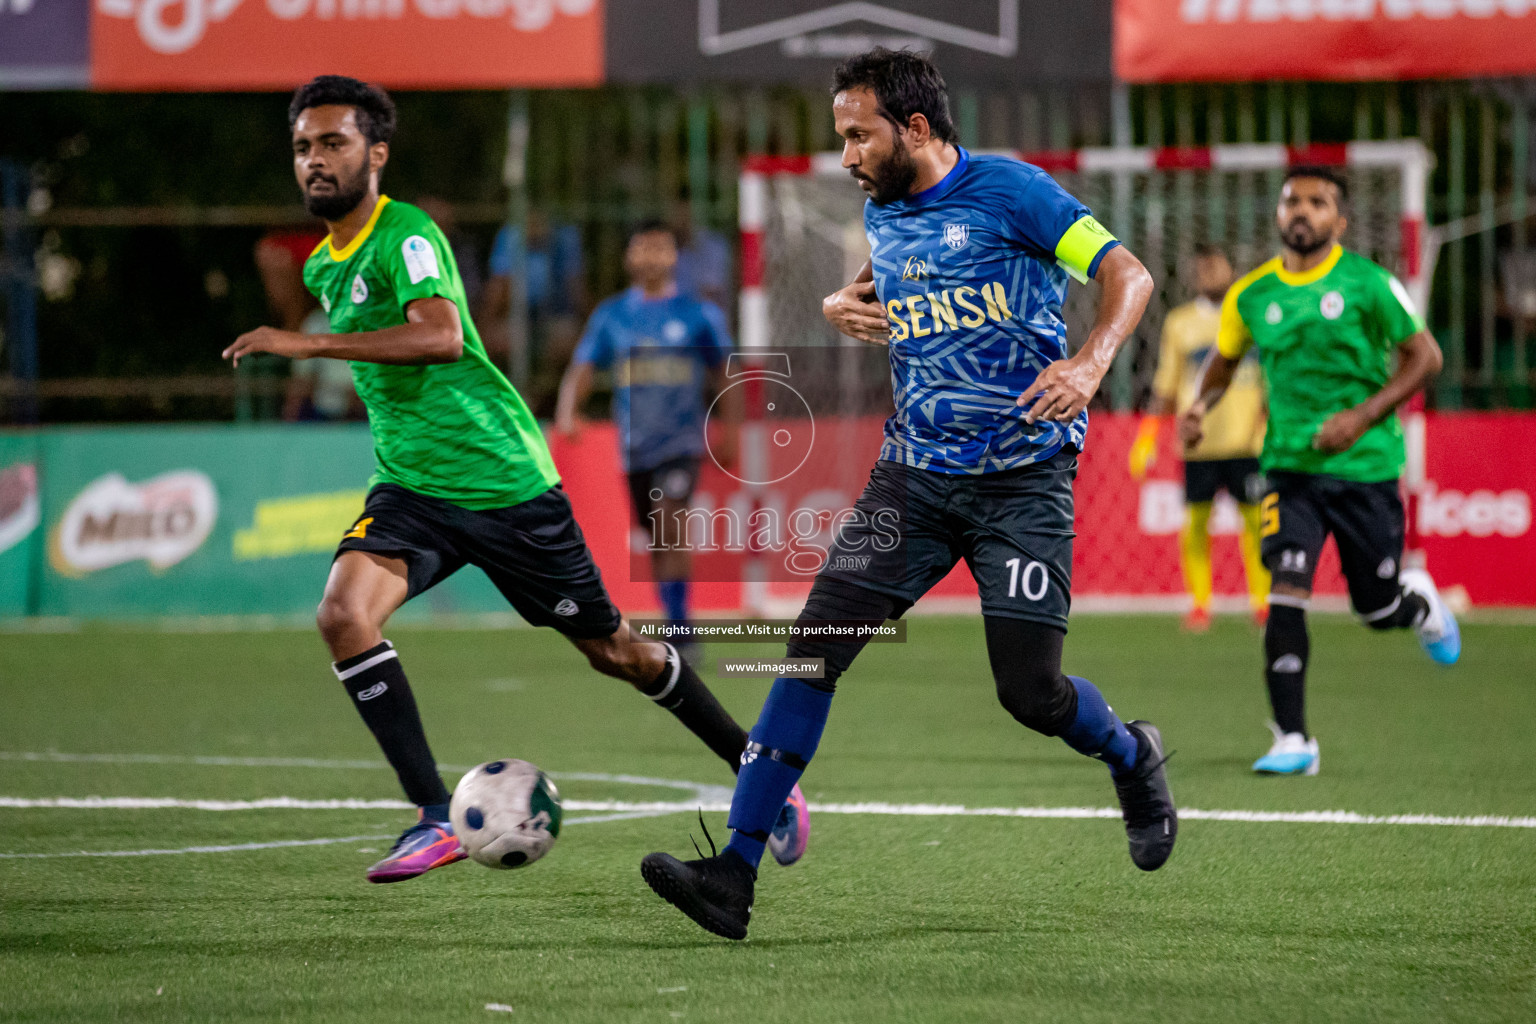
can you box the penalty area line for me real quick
[2,796,1533,830]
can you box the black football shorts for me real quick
[816,448,1078,632]
[625,455,702,529]
[1260,471,1405,616]
[1184,456,1265,506]
[336,483,622,639]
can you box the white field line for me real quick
[2,795,1533,830]
[0,811,662,860]
[0,834,395,859]
[0,752,735,805]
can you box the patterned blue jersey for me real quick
[867,147,1121,474]
[573,288,732,472]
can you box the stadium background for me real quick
[1,0,1535,619]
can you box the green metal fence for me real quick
[3,81,1530,421]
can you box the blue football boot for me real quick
[1399,567,1461,666]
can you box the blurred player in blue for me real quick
[556,222,741,664]
[641,49,1173,940]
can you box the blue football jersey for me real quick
[867,147,1121,474]
[573,288,733,472]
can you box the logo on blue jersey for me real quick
[883,282,1013,341]
[943,223,970,250]
[902,256,927,282]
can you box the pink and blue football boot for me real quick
[766,783,810,866]
[365,812,466,883]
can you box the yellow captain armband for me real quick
[1054,216,1119,284]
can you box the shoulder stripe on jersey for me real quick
[1216,256,1283,359]
[326,195,393,263]
[1054,215,1119,284]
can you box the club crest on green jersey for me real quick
[1320,291,1345,320]
[351,274,369,305]
[1265,302,1283,325]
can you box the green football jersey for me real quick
[303,196,559,509]
[1216,245,1424,483]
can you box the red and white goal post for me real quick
[736,141,1437,607]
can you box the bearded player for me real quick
[1181,166,1459,778]
[224,76,807,882]
[640,49,1175,940]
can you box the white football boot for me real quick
[1251,721,1319,776]
[1398,567,1461,666]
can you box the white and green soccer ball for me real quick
[449,759,562,869]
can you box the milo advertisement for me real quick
[4,425,506,620]
[0,435,41,617]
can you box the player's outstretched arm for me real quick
[1018,245,1153,424]
[822,260,889,345]
[1179,349,1241,451]
[1312,330,1442,454]
[223,297,464,367]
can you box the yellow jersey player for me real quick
[1129,244,1269,630]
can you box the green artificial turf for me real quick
[1,615,1532,1023]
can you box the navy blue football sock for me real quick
[725,677,833,867]
[1060,676,1142,775]
[657,579,690,628]
[422,802,451,824]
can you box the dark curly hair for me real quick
[832,48,957,145]
[288,75,397,146]
[1283,164,1350,210]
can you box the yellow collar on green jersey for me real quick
[323,195,392,263]
[1274,243,1343,287]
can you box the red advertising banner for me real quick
[1418,413,1535,606]
[1115,0,1536,83]
[552,413,1536,614]
[90,0,603,90]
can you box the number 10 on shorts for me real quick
[1005,558,1049,601]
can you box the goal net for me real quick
[736,143,1431,610]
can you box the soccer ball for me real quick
[449,759,562,869]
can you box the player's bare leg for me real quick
[318,551,463,881]
[570,621,811,865]
[571,621,747,769]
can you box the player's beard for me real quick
[303,156,371,221]
[1281,218,1333,258]
[857,137,919,205]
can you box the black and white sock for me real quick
[1264,603,1311,737]
[1361,588,1430,631]
[640,642,749,773]
[334,640,451,813]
